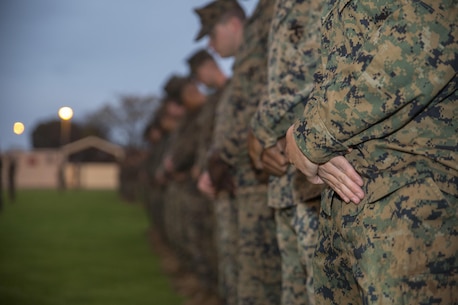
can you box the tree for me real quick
[86,94,160,149]
[31,119,78,148]
[31,119,113,162]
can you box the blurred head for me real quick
[194,0,245,58]
[180,79,207,111]
[158,97,185,133]
[163,74,189,102]
[147,126,162,143]
[165,98,186,117]
[187,49,227,89]
[143,120,162,144]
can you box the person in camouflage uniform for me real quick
[156,76,204,299]
[194,1,282,304]
[186,48,236,305]
[163,74,222,305]
[248,0,324,304]
[142,116,165,233]
[142,96,185,246]
[206,79,239,305]
[285,0,458,304]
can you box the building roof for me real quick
[61,136,125,161]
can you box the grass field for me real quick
[0,189,183,305]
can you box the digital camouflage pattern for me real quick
[251,0,321,149]
[213,192,238,305]
[211,80,233,158]
[167,107,218,295]
[194,82,232,298]
[315,180,457,304]
[209,79,239,305]
[195,83,231,173]
[293,0,458,205]
[211,0,282,304]
[275,201,320,305]
[236,190,281,305]
[251,0,324,209]
[291,0,458,303]
[217,0,274,188]
[250,0,324,304]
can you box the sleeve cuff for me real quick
[250,114,280,148]
[293,99,348,163]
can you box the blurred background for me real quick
[0,0,256,151]
[0,2,258,304]
[0,0,255,193]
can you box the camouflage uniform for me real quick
[291,0,458,304]
[195,82,236,300]
[209,80,240,305]
[157,77,190,269]
[214,1,282,304]
[143,124,169,241]
[250,0,323,304]
[166,99,218,295]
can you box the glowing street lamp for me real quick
[58,106,73,146]
[13,122,25,135]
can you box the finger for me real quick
[318,164,364,203]
[263,162,286,176]
[250,156,264,170]
[329,156,363,185]
[319,167,362,202]
[320,157,364,191]
[277,137,286,152]
[320,175,353,203]
[333,158,364,186]
[262,155,288,176]
[262,147,288,166]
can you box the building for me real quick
[1,136,125,190]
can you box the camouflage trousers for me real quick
[164,181,218,290]
[182,185,218,293]
[275,199,320,305]
[163,182,188,262]
[146,186,166,239]
[214,192,239,305]
[314,178,458,305]
[237,187,282,305]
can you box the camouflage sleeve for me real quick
[169,114,199,172]
[219,57,270,166]
[217,0,275,165]
[293,0,458,163]
[217,70,248,166]
[210,81,234,154]
[195,90,222,171]
[250,0,322,148]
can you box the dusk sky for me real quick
[0,0,257,151]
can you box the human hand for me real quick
[207,150,235,197]
[197,171,216,200]
[247,130,264,170]
[163,155,174,173]
[285,125,321,184]
[285,125,365,204]
[318,156,365,204]
[261,138,288,176]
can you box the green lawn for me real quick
[0,189,183,305]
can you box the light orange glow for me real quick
[13,122,25,135]
[58,106,74,121]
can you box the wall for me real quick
[1,150,120,190]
